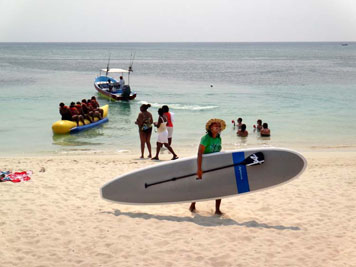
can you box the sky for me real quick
[1,0,356,42]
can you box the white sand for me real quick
[1,151,356,267]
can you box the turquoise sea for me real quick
[1,42,356,156]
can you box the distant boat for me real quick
[341,43,349,46]
[94,68,137,101]
[94,53,137,101]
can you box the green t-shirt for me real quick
[200,134,222,154]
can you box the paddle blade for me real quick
[242,152,264,166]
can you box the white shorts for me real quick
[167,127,173,138]
[157,130,168,144]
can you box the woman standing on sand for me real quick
[162,105,174,146]
[152,108,178,161]
[189,118,226,215]
[135,104,153,158]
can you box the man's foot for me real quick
[151,157,159,160]
[189,204,196,213]
[140,156,144,159]
[215,210,223,216]
[171,155,179,160]
[148,154,152,158]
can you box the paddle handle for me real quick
[144,152,264,188]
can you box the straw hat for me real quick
[205,118,226,131]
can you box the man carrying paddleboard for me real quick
[189,118,226,215]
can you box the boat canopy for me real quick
[101,68,129,73]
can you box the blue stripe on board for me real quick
[232,152,250,194]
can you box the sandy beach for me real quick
[1,150,356,267]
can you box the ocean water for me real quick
[0,42,356,156]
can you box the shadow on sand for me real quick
[102,209,301,231]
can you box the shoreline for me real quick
[1,149,356,165]
[2,142,356,158]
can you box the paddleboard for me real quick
[101,147,307,204]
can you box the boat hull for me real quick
[94,76,136,101]
[95,85,137,101]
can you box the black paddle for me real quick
[144,152,264,189]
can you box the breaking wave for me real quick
[139,101,218,111]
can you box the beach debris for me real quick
[39,167,46,173]
[0,170,32,183]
